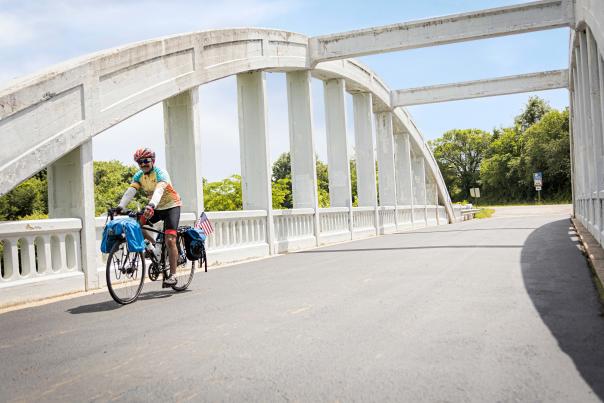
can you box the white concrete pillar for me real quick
[324,79,352,209]
[375,112,397,206]
[597,45,604,237]
[394,132,414,206]
[569,73,576,218]
[412,151,428,225]
[352,93,378,207]
[237,71,275,251]
[163,88,203,216]
[579,32,595,225]
[48,140,98,290]
[573,56,586,211]
[586,28,604,235]
[286,71,320,244]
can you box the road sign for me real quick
[535,186,542,191]
[533,172,543,186]
[470,187,480,198]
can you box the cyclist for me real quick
[116,148,182,286]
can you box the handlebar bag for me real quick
[101,217,145,253]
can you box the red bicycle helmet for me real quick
[133,148,155,162]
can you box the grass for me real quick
[474,208,495,219]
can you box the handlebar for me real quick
[107,208,143,220]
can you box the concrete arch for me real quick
[568,0,604,241]
[0,28,454,220]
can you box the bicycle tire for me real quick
[106,240,146,304]
[171,234,195,291]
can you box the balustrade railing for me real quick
[413,206,427,227]
[438,206,448,223]
[204,210,269,264]
[2,204,453,305]
[427,205,439,226]
[396,205,413,229]
[352,207,376,239]
[0,219,82,283]
[319,207,351,244]
[378,206,396,234]
[273,208,316,252]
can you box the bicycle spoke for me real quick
[106,242,145,304]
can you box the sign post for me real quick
[533,172,543,204]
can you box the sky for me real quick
[0,0,570,181]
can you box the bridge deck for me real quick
[1,205,603,402]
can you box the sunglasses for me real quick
[137,158,153,165]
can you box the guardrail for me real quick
[461,208,481,220]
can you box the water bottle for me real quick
[144,240,154,258]
[153,242,162,261]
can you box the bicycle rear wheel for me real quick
[106,240,146,304]
[171,234,195,291]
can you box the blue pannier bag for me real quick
[101,217,145,253]
[183,227,206,260]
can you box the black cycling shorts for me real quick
[148,206,180,232]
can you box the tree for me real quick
[349,159,358,206]
[203,175,243,211]
[272,153,293,209]
[0,170,47,221]
[480,101,570,203]
[316,159,330,208]
[93,161,146,215]
[514,96,552,132]
[429,129,491,201]
[272,178,291,209]
[480,128,528,202]
[523,109,571,200]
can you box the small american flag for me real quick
[194,211,214,235]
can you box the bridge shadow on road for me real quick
[521,218,604,400]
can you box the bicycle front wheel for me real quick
[171,235,195,291]
[106,241,146,304]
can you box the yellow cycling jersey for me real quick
[130,167,182,210]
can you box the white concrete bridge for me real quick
[0,0,602,307]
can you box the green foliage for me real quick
[203,175,243,211]
[93,161,146,215]
[0,170,48,221]
[350,159,358,207]
[475,208,495,219]
[272,153,293,208]
[480,128,529,202]
[316,158,330,208]
[429,129,492,200]
[523,108,571,200]
[514,96,552,132]
[272,178,291,209]
[431,96,570,204]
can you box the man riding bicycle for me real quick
[116,148,182,286]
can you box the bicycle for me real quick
[104,208,206,304]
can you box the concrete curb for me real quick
[570,217,604,307]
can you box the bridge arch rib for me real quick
[568,0,604,244]
[0,27,454,220]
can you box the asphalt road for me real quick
[1,205,603,402]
